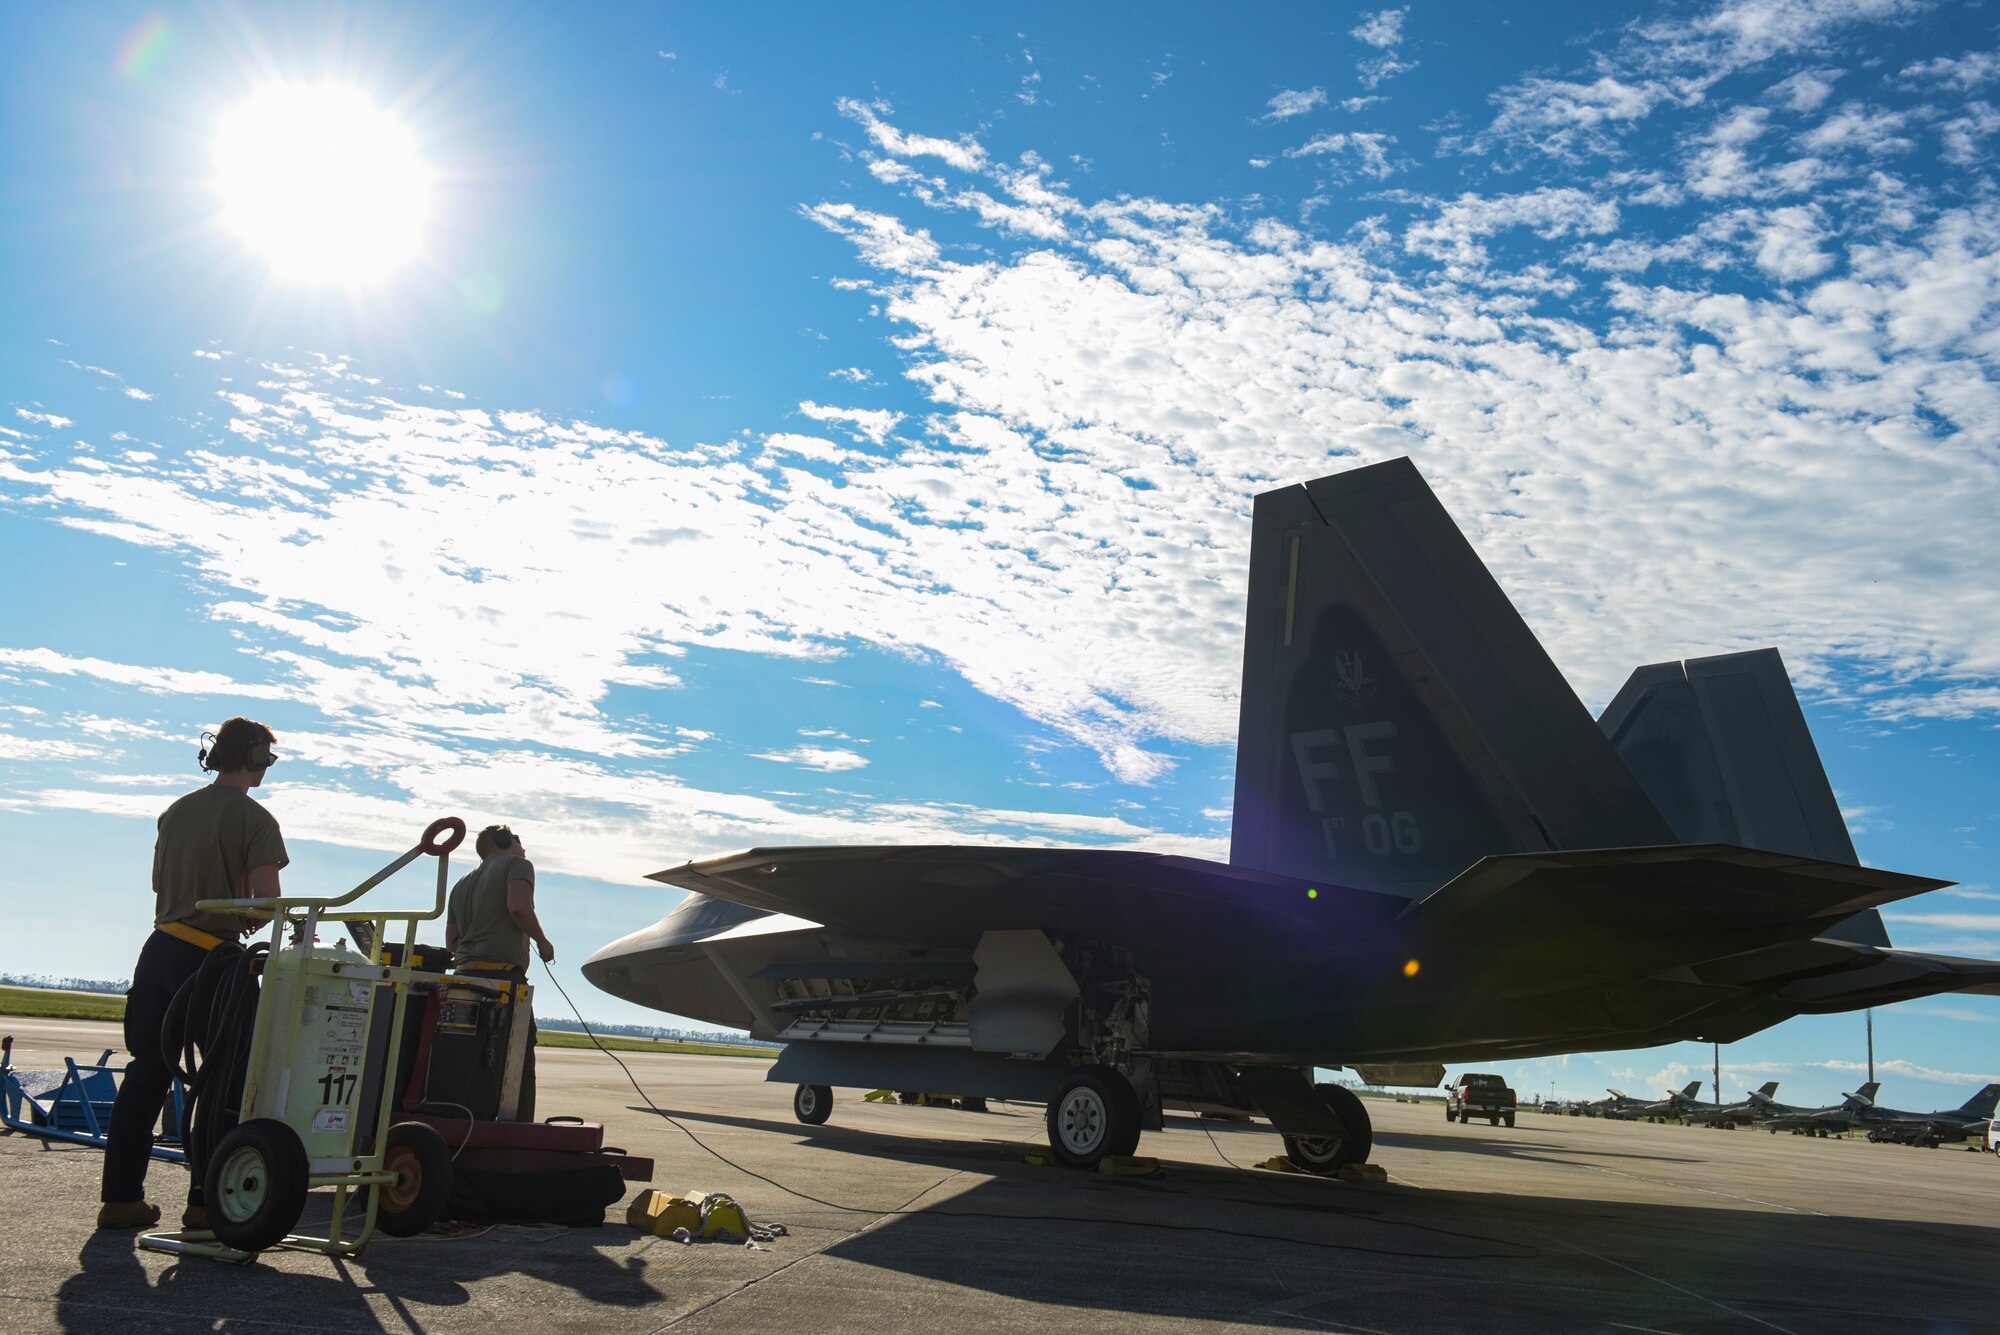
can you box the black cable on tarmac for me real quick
[537,960,1538,1262]
[161,940,266,1195]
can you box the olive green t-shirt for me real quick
[447,854,536,971]
[153,784,290,940]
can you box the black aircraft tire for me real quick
[375,1121,453,1238]
[1283,1083,1374,1175]
[793,1083,834,1126]
[206,1118,311,1254]
[1045,1066,1140,1169]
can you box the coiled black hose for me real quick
[160,940,267,1200]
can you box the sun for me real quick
[215,84,431,284]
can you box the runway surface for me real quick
[3,1016,1995,1333]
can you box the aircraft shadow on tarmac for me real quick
[811,1154,2000,1332]
[624,1102,2000,1331]
[1372,1124,1707,1168]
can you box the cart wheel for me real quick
[206,1118,310,1253]
[374,1121,453,1237]
[793,1083,834,1126]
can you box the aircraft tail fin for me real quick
[1852,1080,1881,1107]
[1680,1080,1701,1100]
[1231,458,1673,897]
[1598,649,1888,947]
[1755,1081,1780,1099]
[1955,1083,2000,1119]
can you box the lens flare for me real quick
[116,15,172,80]
[1403,958,1420,978]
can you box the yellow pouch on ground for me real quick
[626,1190,704,1237]
[697,1192,751,1240]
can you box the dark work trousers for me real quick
[454,965,536,1123]
[101,929,208,1204]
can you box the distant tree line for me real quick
[2,974,130,995]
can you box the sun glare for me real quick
[215,85,430,284]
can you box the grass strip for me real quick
[0,985,125,1023]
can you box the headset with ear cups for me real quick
[197,728,278,773]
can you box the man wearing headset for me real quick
[445,824,553,1121]
[98,716,288,1230]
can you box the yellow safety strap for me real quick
[158,920,225,951]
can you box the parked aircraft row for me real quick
[1571,1079,2000,1145]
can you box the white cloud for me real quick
[1900,1005,1997,1025]
[837,97,986,172]
[1351,8,1406,48]
[0,647,290,701]
[797,400,903,444]
[0,733,105,761]
[1403,188,1621,269]
[15,409,73,429]
[750,746,869,772]
[1767,68,1838,111]
[1901,50,2000,89]
[1811,1057,2000,1087]
[1284,132,1396,179]
[1881,912,2000,933]
[1263,87,1326,121]
[122,387,153,401]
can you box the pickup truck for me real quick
[1445,1072,1517,1127]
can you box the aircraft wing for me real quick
[1394,844,1946,979]
[645,844,1407,954]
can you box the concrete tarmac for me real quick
[3,1017,1996,1333]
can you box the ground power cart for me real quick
[141,818,469,1262]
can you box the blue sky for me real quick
[3,1,1997,1108]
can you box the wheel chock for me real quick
[863,1089,896,1103]
[1260,1155,1306,1173]
[1096,1156,1160,1177]
[1336,1162,1388,1183]
[1023,1149,1056,1167]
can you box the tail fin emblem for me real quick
[1333,650,1380,709]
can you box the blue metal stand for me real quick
[1,1034,186,1163]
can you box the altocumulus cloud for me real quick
[5,0,2000,884]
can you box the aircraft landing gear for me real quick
[793,1083,834,1125]
[1045,1065,1141,1168]
[1281,1084,1374,1175]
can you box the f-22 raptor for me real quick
[586,458,2000,1174]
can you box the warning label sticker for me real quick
[312,1106,350,1135]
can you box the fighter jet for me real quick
[1761,1081,1881,1136]
[1685,1081,1782,1128]
[1594,1080,1701,1121]
[1850,1083,2000,1146]
[586,458,2000,1174]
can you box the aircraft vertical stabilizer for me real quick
[1598,648,1888,946]
[1230,458,1673,897]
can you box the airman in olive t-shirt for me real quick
[445,824,552,1120]
[153,783,290,942]
[101,715,288,1232]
